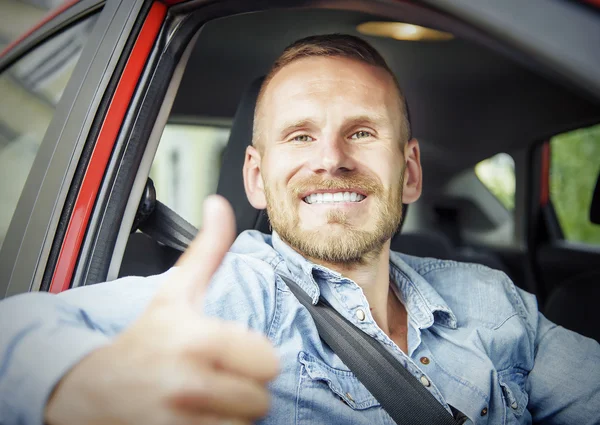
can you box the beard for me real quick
[264,170,404,265]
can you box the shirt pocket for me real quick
[498,369,529,422]
[296,351,385,424]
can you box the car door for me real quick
[0,0,167,299]
[529,131,600,304]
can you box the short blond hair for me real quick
[253,34,412,150]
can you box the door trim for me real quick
[50,2,167,293]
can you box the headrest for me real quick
[216,77,270,235]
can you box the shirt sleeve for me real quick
[526,309,600,424]
[0,273,165,425]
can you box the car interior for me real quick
[68,5,600,342]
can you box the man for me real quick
[1,34,599,425]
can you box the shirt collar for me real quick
[389,251,458,329]
[271,231,345,304]
[270,231,457,329]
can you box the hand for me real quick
[45,195,279,425]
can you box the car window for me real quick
[151,124,230,228]
[475,153,516,211]
[0,16,98,251]
[549,123,600,245]
[0,1,62,51]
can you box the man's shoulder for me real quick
[213,230,282,287]
[203,240,283,331]
[395,252,538,331]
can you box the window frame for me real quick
[0,0,152,299]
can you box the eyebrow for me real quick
[277,114,389,139]
[277,118,319,140]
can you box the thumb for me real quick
[159,195,236,306]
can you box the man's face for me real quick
[247,56,415,264]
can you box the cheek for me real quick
[262,156,297,197]
[265,149,306,186]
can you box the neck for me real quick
[312,240,398,335]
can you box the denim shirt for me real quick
[0,230,599,425]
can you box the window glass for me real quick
[475,153,516,211]
[0,1,54,51]
[550,124,600,245]
[151,124,230,228]
[0,16,98,250]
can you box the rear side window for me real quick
[0,17,98,250]
[475,153,516,211]
[549,123,600,245]
[151,124,230,227]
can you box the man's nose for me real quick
[310,135,355,175]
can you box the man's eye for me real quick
[292,135,314,142]
[351,131,372,139]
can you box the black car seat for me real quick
[216,77,270,235]
[544,270,600,342]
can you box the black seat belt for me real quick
[277,273,465,425]
[132,179,198,251]
[133,182,465,424]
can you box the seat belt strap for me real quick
[138,200,198,252]
[277,273,464,425]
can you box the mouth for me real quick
[303,191,367,205]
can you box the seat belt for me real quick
[138,200,198,251]
[132,179,198,252]
[277,273,465,425]
[133,186,465,424]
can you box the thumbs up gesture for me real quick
[45,196,279,425]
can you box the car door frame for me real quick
[0,0,163,298]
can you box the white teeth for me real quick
[304,192,366,204]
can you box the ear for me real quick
[243,145,267,209]
[402,138,422,204]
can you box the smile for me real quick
[303,192,366,204]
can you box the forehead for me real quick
[262,56,400,120]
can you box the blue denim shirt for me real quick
[1,230,599,425]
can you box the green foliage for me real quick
[550,124,600,245]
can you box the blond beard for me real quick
[264,170,404,265]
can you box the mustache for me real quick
[291,173,382,197]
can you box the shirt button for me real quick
[420,356,430,365]
[480,407,488,416]
[511,401,518,410]
[420,376,431,387]
[355,309,366,321]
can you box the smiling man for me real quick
[1,34,599,425]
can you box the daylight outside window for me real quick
[475,153,516,211]
[549,123,600,246]
[150,124,230,228]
